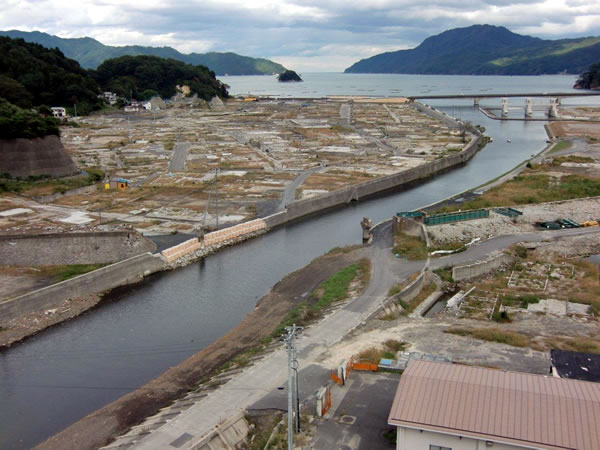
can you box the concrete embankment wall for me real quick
[0,231,157,266]
[0,253,165,324]
[0,135,79,178]
[452,254,513,281]
[264,134,482,229]
[161,219,267,263]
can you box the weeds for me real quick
[445,327,536,349]
[272,260,370,337]
[392,231,428,260]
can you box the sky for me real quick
[2,0,600,72]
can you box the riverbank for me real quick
[37,247,369,449]
[0,104,484,349]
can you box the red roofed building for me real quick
[388,360,600,450]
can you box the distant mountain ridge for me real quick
[345,24,600,75]
[0,30,286,75]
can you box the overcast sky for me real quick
[3,0,599,72]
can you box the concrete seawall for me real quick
[0,231,157,266]
[264,133,482,229]
[452,253,514,281]
[0,253,165,324]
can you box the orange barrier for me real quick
[346,356,354,379]
[352,362,378,372]
[330,371,343,386]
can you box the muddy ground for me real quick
[37,247,369,450]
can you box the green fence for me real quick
[397,211,425,218]
[494,207,523,218]
[424,209,489,225]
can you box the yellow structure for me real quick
[106,178,130,191]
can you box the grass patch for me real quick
[399,282,437,314]
[550,337,600,354]
[42,263,107,282]
[436,172,600,213]
[0,168,104,195]
[327,244,363,255]
[271,259,370,337]
[445,327,536,349]
[393,231,428,260]
[358,340,408,364]
[434,267,454,283]
[549,140,572,153]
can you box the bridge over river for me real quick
[409,92,600,118]
[408,92,600,101]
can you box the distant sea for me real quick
[219,73,583,100]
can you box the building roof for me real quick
[551,349,600,382]
[388,360,600,450]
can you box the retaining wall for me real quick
[161,219,267,263]
[0,135,79,178]
[452,253,514,281]
[0,231,157,266]
[263,134,482,229]
[0,252,165,324]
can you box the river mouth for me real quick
[1,76,593,449]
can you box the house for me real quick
[124,102,144,112]
[102,92,118,105]
[105,178,130,191]
[388,360,600,450]
[551,349,600,382]
[51,107,67,118]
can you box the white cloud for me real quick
[1,0,599,71]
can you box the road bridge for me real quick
[409,92,600,118]
[408,92,600,101]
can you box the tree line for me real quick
[0,36,229,139]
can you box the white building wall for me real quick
[397,427,533,450]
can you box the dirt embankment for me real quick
[0,294,102,349]
[37,247,369,450]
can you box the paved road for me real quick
[311,372,399,450]
[278,167,323,211]
[339,103,353,127]
[168,142,190,172]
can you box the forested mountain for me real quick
[0,36,102,113]
[574,63,600,89]
[345,25,600,75]
[93,55,228,100]
[0,30,286,75]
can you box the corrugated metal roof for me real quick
[388,360,600,449]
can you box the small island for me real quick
[278,70,302,82]
[574,63,600,90]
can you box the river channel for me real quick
[0,75,593,448]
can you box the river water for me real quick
[0,74,595,449]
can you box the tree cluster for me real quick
[93,55,229,100]
[0,98,60,139]
[574,63,600,90]
[0,36,103,114]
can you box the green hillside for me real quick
[0,36,102,114]
[574,63,600,89]
[0,30,286,75]
[93,55,228,100]
[345,25,600,75]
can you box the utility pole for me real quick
[215,168,219,229]
[284,324,302,449]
